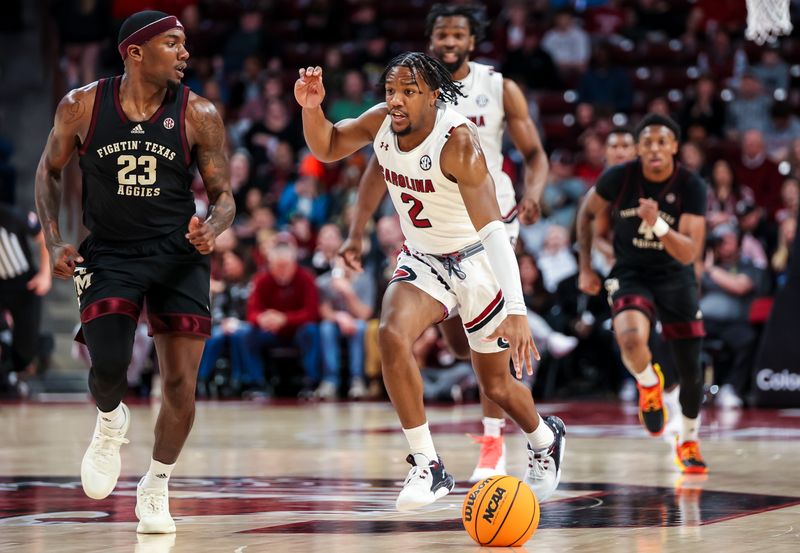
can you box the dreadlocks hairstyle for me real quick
[379,52,465,105]
[424,3,489,42]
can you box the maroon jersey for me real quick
[78,76,195,243]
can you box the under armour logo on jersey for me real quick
[378,141,389,151]
[131,123,144,134]
[419,155,432,171]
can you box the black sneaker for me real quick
[524,415,566,502]
[395,454,455,511]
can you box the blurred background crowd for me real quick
[1,0,798,408]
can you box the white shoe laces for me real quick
[139,488,168,516]
[526,449,551,481]
[404,465,430,485]
[88,433,129,467]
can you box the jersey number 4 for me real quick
[117,155,157,186]
[400,193,432,228]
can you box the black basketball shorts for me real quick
[604,264,705,340]
[72,227,211,343]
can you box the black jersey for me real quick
[595,160,707,273]
[78,76,195,243]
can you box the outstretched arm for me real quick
[294,66,385,162]
[503,78,548,225]
[187,95,235,254]
[441,125,539,376]
[576,187,609,295]
[34,87,91,279]
[339,155,387,271]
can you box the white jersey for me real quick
[374,104,479,255]
[454,62,516,218]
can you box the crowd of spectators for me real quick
[39,0,800,406]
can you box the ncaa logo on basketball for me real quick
[420,155,432,171]
[163,117,175,129]
[476,94,489,107]
[482,486,507,524]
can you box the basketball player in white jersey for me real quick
[342,4,550,483]
[294,53,566,510]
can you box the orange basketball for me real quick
[461,475,540,547]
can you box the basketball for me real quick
[461,475,540,547]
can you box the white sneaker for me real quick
[314,380,337,400]
[347,378,367,400]
[136,478,176,534]
[546,333,579,359]
[81,403,130,499]
[717,384,743,409]
[524,416,566,502]
[468,435,506,483]
[396,454,455,511]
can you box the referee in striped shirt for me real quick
[0,201,51,378]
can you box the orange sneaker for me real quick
[467,435,506,483]
[637,363,666,436]
[675,440,708,474]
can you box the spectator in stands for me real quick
[242,235,320,392]
[584,0,627,36]
[493,2,528,58]
[750,45,789,94]
[775,177,799,225]
[707,159,754,229]
[329,70,375,122]
[223,10,274,76]
[198,249,255,391]
[681,75,725,142]
[725,72,772,138]
[243,99,305,174]
[575,132,606,186]
[771,216,797,288]
[735,198,769,270]
[764,101,800,161]
[735,129,784,219]
[52,0,110,89]
[577,44,632,111]
[541,149,585,228]
[239,71,288,123]
[680,141,710,180]
[701,223,768,408]
[229,149,254,215]
[542,8,591,74]
[536,224,578,293]
[315,260,375,400]
[277,172,330,229]
[310,223,343,276]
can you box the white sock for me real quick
[141,459,176,491]
[680,415,700,444]
[402,422,437,463]
[525,415,555,451]
[98,404,126,431]
[482,417,506,438]
[633,363,659,387]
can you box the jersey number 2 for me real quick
[400,193,432,228]
[117,155,157,186]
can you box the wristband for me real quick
[652,217,670,238]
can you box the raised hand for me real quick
[638,197,659,226]
[48,241,83,280]
[485,314,540,379]
[294,66,326,109]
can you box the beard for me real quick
[391,123,413,137]
[436,50,468,74]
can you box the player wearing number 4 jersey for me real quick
[295,52,565,511]
[344,4,552,484]
[34,10,234,533]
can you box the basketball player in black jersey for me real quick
[34,11,234,533]
[576,114,708,474]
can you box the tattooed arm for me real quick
[34,85,94,279]
[186,94,235,254]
